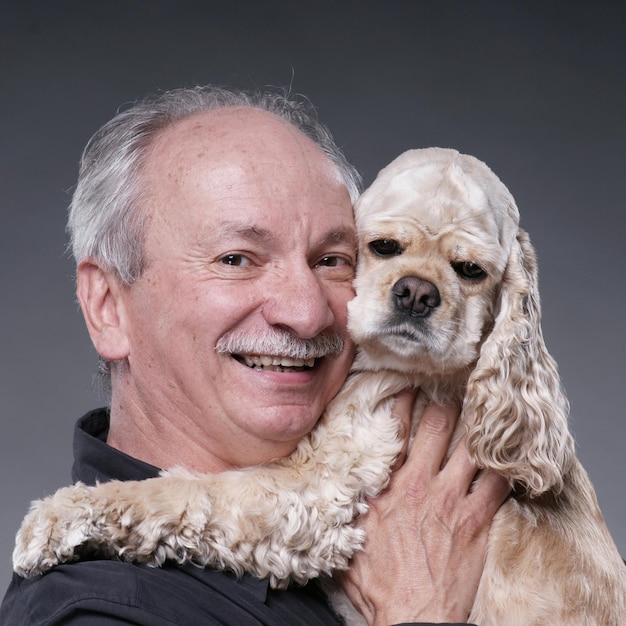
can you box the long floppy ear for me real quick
[463,229,575,497]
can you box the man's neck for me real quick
[106,392,300,473]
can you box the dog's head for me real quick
[348,147,519,377]
[349,148,574,495]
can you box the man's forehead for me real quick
[154,107,302,153]
[144,106,341,188]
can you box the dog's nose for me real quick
[392,276,441,317]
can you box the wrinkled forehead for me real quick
[355,158,519,251]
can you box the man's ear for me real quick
[76,259,131,361]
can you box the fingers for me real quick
[343,399,509,625]
[390,388,418,468]
[403,402,511,504]
[470,468,511,516]
[440,443,479,498]
[405,401,459,476]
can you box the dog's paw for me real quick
[12,475,219,577]
[13,484,97,578]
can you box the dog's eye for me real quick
[452,261,487,281]
[369,239,402,257]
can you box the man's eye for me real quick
[317,256,340,267]
[219,254,249,267]
[315,256,354,269]
[369,239,403,257]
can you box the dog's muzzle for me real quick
[392,276,440,317]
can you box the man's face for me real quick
[115,107,357,468]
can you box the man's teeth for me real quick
[241,355,315,370]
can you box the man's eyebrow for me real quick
[211,222,357,248]
[320,229,358,248]
[213,222,274,242]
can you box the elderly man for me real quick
[1,86,509,625]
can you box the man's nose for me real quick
[262,266,335,338]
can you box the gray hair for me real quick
[67,85,362,284]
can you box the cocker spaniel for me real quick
[14,148,626,625]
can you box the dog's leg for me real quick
[13,464,363,586]
[14,369,410,585]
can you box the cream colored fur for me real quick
[14,148,626,625]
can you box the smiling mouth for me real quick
[234,354,316,372]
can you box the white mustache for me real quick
[216,329,345,361]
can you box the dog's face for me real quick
[348,148,520,376]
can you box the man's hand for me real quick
[337,393,510,626]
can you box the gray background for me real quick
[1,0,624,595]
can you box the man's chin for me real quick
[239,404,323,445]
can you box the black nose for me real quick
[392,276,441,317]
